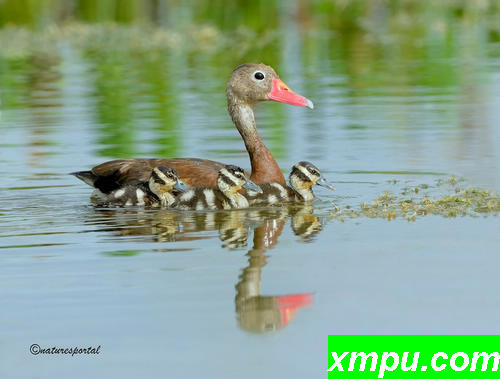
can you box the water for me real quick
[1,18,500,379]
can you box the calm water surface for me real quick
[1,28,500,378]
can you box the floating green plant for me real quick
[330,178,500,222]
[102,249,141,257]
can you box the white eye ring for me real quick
[252,71,265,81]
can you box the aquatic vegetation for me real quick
[330,178,500,222]
[2,0,500,60]
[0,22,278,59]
[102,249,142,257]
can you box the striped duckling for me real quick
[246,161,335,205]
[95,166,188,207]
[174,165,262,210]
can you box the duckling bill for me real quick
[174,165,262,210]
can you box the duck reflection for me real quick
[235,208,314,333]
[87,204,322,332]
[289,204,323,242]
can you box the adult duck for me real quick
[72,63,313,191]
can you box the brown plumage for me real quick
[72,63,313,193]
[77,158,225,190]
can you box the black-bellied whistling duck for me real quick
[93,166,187,207]
[72,63,313,191]
[174,165,262,210]
[246,161,335,205]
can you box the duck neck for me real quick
[159,192,176,207]
[290,176,314,202]
[294,188,314,202]
[228,99,285,185]
[227,191,249,208]
[217,177,249,208]
[149,179,175,207]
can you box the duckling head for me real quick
[289,161,335,201]
[149,166,188,205]
[217,165,262,195]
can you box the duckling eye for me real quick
[254,71,265,80]
[167,174,174,179]
[310,169,319,176]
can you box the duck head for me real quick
[217,165,263,195]
[226,63,313,109]
[149,166,188,198]
[290,161,335,200]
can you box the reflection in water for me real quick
[26,53,62,167]
[88,205,321,332]
[88,205,325,246]
[289,204,323,242]
[235,208,314,333]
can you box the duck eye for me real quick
[254,71,265,80]
[167,174,174,179]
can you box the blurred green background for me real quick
[2,0,500,32]
[1,0,499,162]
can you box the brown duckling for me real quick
[93,166,188,207]
[174,165,262,210]
[246,161,335,205]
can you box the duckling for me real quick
[246,161,335,205]
[94,166,188,207]
[174,165,263,210]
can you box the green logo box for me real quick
[328,335,499,378]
